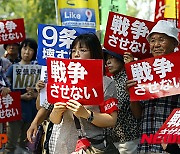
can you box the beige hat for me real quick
[147,20,179,45]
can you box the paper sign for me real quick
[0,92,21,123]
[47,58,104,105]
[13,65,41,89]
[104,12,155,59]
[0,18,25,45]
[125,52,180,101]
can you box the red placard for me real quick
[47,58,104,105]
[154,0,180,51]
[0,18,26,45]
[104,12,155,59]
[157,108,180,136]
[0,92,21,123]
[154,0,165,22]
[125,52,180,101]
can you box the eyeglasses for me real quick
[149,37,168,45]
[71,48,90,54]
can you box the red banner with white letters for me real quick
[125,52,180,101]
[104,12,155,59]
[154,0,165,22]
[47,58,104,105]
[0,18,25,45]
[0,92,21,123]
[157,108,180,137]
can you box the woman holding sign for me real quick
[4,38,38,153]
[49,33,119,154]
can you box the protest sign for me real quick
[125,51,180,101]
[37,24,95,65]
[13,65,41,89]
[0,92,21,123]
[39,66,47,107]
[58,0,99,30]
[47,58,104,105]
[104,12,155,59]
[0,18,25,45]
[157,108,180,136]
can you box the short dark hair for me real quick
[19,38,37,61]
[3,43,20,50]
[70,33,103,59]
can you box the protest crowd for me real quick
[0,1,180,154]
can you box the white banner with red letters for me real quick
[47,58,104,105]
[0,18,25,45]
[125,52,180,101]
[0,92,21,123]
[104,12,155,59]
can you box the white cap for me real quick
[147,20,179,45]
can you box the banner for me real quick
[154,0,180,49]
[125,52,180,101]
[58,0,99,30]
[40,66,47,107]
[0,92,21,123]
[157,108,180,141]
[0,18,25,45]
[47,58,104,105]
[13,65,41,89]
[37,24,95,65]
[104,12,155,59]
[155,0,178,20]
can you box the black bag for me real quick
[44,121,54,154]
[72,116,120,154]
[26,124,44,153]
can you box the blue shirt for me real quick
[6,62,37,122]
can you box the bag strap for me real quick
[73,115,81,129]
[73,115,84,138]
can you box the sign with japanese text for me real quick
[157,108,180,139]
[40,66,47,107]
[37,24,95,65]
[13,65,41,89]
[154,0,179,21]
[104,12,155,59]
[0,92,21,123]
[0,18,25,45]
[154,0,180,51]
[58,0,100,30]
[47,58,104,105]
[125,52,180,101]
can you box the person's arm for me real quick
[49,102,67,124]
[130,101,142,119]
[66,99,117,128]
[126,79,142,119]
[27,107,50,143]
[35,80,46,110]
[0,87,11,97]
[85,110,117,128]
[36,93,41,110]
[162,143,180,154]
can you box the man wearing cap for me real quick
[3,43,20,63]
[103,49,140,154]
[127,20,180,153]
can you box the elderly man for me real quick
[127,20,180,153]
[3,43,20,63]
[103,49,140,154]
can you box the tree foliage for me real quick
[0,0,56,40]
[0,0,154,41]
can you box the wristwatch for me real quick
[87,111,94,122]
